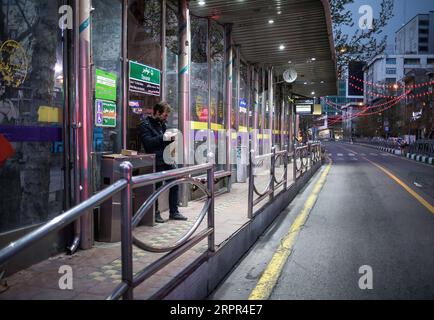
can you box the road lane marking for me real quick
[249,160,333,300]
[348,153,356,157]
[364,157,434,215]
[337,153,344,157]
[342,143,433,168]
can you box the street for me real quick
[210,142,434,300]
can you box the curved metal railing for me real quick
[248,147,288,219]
[295,145,309,177]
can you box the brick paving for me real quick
[0,162,304,300]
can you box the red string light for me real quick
[347,75,434,90]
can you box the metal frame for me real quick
[248,147,288,219]
[0,162,215,301]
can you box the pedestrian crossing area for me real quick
[327,152,391,161]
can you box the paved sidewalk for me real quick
[0,163,297,300]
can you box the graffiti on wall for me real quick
[0,40,28,88]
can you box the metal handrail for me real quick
[295,145,309,176]
[107,162,215,300]
[248,147,288,219]
[0,179,128,266]
[0,161,215,302]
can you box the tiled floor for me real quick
[0,161,309,300]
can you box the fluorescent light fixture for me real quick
[54,63,63,73]
[198,0,206,5]
[279,45,285,50]
[296,105,312,114]
[269,20,274,24]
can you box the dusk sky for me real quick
[343,0,434,52]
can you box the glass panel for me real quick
[127,0,162,151]
[92,0,122,153]
[239,62,248,129]
[210,21,225,170]
[165,2,178,129]
[190,16,208,165]
[0,1,65,233]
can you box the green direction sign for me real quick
[129,61,161,96]
[95,69,117,101]
[96,99,117,128]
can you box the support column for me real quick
[268,67,274,150]
[178,0,191,206]
[224,24,233,182]
[253,67,260,155]
[261,68,266,155]
[207,19,212,164]
[78,0,93,249]
[161,0,167,100]
[122,0,128,149]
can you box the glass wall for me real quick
[127,0,162,151]
[0,1,65,233]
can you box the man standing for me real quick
[139,102,188,224]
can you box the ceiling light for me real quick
[198,0,206,5]
[278,11,282,15]
[311,58,316,61]
[54,63,63,73]
[288,60,292,64]
[320,81,325,84]
[304,82,308,85]
[279,45,285,50]
[269,20,274,24]
[312,92,315,95]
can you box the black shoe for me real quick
[155,212,165,224]
[169,212,188,221]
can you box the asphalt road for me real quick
[210,142,434,300]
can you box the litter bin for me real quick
[96,154,156,243]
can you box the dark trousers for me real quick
[155,164,179,215]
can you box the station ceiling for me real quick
[189,0,338,98]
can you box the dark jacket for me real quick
[139,116,173,168]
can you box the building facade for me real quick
[396,12,434,55]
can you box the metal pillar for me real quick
[161,0,167,101]
[78,0,93,249]
[268,67,274,150]
[253,67,260,155]
[122,0,128,149]
[69,0,82,254]
[178,0,191,206]
[235,46,243,182]
[261,68,266,155]
[224,24,233,187]
[120,162,134,300]
[207,19,212,164]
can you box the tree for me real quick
[330,0,394,76]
